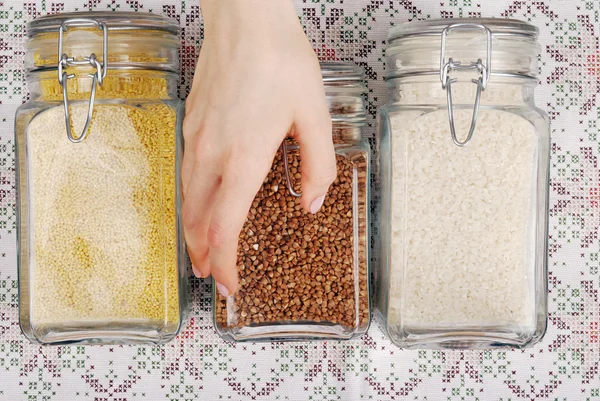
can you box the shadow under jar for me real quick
[376,19,550,349]
[214,63,370,341]
[16,12,187,345]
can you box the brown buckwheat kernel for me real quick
[216,147,369,331]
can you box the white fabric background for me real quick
[0,0,598,400]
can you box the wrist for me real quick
[201,0,297,36]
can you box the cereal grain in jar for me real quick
[16,12,187,345]
[213,63,371,341]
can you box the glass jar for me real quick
[213,63,370,341]
[16,12,187,344]
[376,19,550,349]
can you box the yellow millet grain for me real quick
[33,52,169,67]
[35,70,171,101]
[28,101,179,330]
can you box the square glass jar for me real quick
[213,64,371,341]
[376,19,549,349]
[16,12,188,345]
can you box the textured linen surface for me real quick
[0,0,599,400]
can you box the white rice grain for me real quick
[387,83,537,331]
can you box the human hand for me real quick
[182,0,336,296]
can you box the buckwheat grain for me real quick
[215,147,369,331]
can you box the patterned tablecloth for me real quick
[0,0,599,400]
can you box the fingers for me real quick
[182,93,213,278]
[293,106,337,214]
[182,158,220,278]
[183,46,213,197]
[207,158,271,296]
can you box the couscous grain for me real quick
[27,91,179,330]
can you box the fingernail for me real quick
[310,195,326,214]
[192,264,203,278]
[216,282,229,297]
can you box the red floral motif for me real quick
[315,44,338,62]
[550,146,600,251]
[590,321,599,344]
[364,375,422,400]
[300,5,374,63]
[548,280,600,385]
[547,15,600,115]
[586,54,600,76]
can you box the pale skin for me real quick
[182,0,336,296]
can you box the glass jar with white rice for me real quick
[376,19,550,349]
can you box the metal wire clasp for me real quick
[281,139,301,198]
[439,23,492,147]
[57,18,108,143]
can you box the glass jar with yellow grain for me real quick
[16,12,187,344]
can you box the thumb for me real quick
[293,109,337,214]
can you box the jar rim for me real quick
[385,18,540,82]
[388,18,538,42]
[27,11,179,36]
[321,62,365,83]
[321,63,368,125]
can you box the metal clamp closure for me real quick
[281,139,302,198]
[439,23,492,147]
[57,18,108,143]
